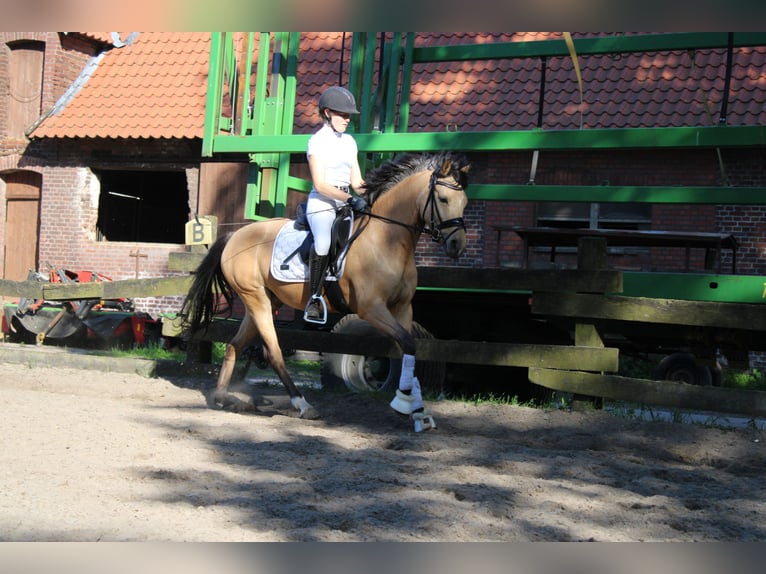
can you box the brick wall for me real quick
[22,138,201,316]
[480,148,766,272]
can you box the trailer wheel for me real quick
[321,314,445,394]
[653,352,713,386]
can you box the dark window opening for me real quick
[96,170,189,243]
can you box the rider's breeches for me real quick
[306,193,339,256]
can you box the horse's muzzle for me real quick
[442,229,467,258]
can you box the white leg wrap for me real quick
[291,396,313,416]
[398,354,416,390]
[410,376,423,411]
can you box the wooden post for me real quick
[577,236,607,275]
[572,235,608,410]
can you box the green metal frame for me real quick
[202,32,766,208]
[622,272,766,304]
[201,32,766,304]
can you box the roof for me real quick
[32,32,210,139]
[31,32,766,140]
[401,32,766,132]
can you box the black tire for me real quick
[320,314,445,394]
[653,352,713,386]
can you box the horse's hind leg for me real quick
[242,290,319,419]
[211,313,259,412]
[261,322,319,419]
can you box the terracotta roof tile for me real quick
[32,32,210,139]
[32,32,766,141]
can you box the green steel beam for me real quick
[287,175,312,193]
[384,33,403,134]
[621,272,766,305]
[413,32,766,63]
[239,33,255,136]
[202,32,224,157]
[211,125,766,154]
[468,185,766,204]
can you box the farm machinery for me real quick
[2,267,160,348]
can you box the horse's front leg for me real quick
[389,348,437,432]
[360,304,436,432]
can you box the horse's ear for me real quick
[460,164,471,174]
[439,159,453,177]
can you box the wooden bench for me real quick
[495,226,739,273]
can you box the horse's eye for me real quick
[438,195,448,204]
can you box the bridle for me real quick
[421,170,467,244]
[359,169,466,247]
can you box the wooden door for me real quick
[7,41,44,139]
[3,171,41,281]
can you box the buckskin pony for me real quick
[182,152,470,430]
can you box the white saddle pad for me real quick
[269,220,350,283]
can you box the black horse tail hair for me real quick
[180,233,234,335]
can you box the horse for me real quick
[181,151,470,430]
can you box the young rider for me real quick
[304,86,367,324]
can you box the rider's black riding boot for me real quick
[304,251,330,324]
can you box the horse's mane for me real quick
[360,151,470,205]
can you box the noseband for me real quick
[421,170,466,245]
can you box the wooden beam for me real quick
[529,367,766,419]
[159,263,626,294]
[0,279,44,299]
[191,322,619,372]
[0,276,194,301]
[101,276,194,299]
[168,251,206,272]
[532,292,766,331]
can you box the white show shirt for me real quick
[306,124,359,190]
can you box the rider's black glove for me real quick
[347,195,368,213]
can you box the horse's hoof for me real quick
[233,400,257,413]
[300,406,321,420]
[213,392,256,413]
[291,396,319,419]
[412,410,436,432]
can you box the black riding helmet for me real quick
[318,86,360,119]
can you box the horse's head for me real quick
[420,153,470,258]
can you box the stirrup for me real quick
[412,410,436,432]
[303,295,327,325]
[389,389,416,415]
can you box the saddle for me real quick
[284,202,353,276]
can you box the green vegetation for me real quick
[106,341,186,361]
[724,368,766,392]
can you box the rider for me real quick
[304,86,368,324]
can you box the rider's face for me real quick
[329,110,351,132]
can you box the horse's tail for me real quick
[181,233,234,334]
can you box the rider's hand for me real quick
[347,195,368,213]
